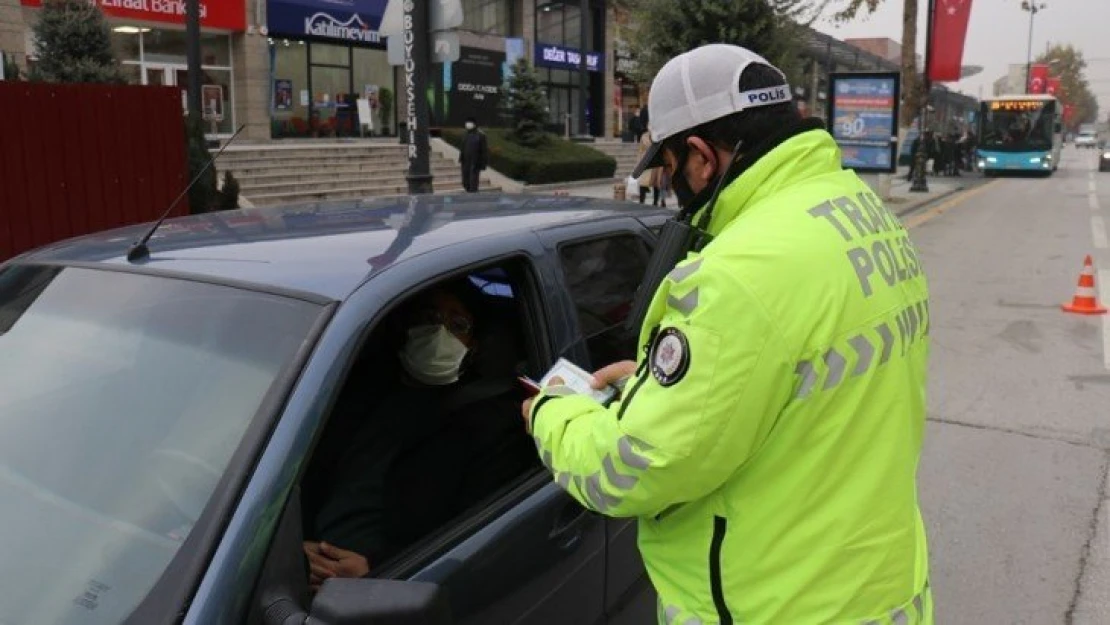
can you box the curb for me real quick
[892,185,968,218]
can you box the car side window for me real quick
[297,260,544,579]
[558,234,651,368]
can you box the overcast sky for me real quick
[815,0,1110,115]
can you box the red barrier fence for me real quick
[0,82,188,262]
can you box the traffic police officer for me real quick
[523,44,933,624]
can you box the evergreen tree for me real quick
[502,58,549,147]
[30,0,124,84]
[624,0,802,87]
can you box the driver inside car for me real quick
[303,279,533,589]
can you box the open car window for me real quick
[299,259,542,578]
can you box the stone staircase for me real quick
[591,140,643,179]
[217,143,497,207]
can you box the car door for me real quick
[189,234,608,625]
[377,236,608,625]
[536,218,661,623]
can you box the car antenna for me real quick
[127,124,246,263]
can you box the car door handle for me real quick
[549,503,591,550]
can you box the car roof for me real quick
[16,194,668,300]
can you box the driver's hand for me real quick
[591,361,637,390]
[303,541,369,591]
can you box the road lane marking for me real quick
[1090,194,1100,212]
[1093,216,1109,249]
[904,180,1001,230]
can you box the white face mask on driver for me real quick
[465,122,476,130]
[399,324,469,386]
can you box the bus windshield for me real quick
[980,100,1056,152]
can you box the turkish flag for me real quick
[1047,77,1062,96]
[1064,104,1076,124]
[1028,65,1050,94]
[928,0,975,82]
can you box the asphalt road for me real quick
[909,146,1110,624]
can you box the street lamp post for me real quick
[910,0,936,193]
[185,0,201,125]
[578,0,589,137]
[1022,1,1047,93]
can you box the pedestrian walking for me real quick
[630,108,645,143]
[636,130,662,205]
[522,43,933,624]
[459,117,488,193]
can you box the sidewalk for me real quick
[544,167,971,217]
[867,170,968,217]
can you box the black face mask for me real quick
[672,148,720,216]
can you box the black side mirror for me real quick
[306,578,452,625]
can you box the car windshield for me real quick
[0,265,323,625]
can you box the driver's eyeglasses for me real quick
[417,310,473,336]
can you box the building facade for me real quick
[3,0,268,138]
[0,1,977,143]
[0,0,624,141]
[993,64,1028,96]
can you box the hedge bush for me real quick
[442,128,616,185]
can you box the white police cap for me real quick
[632,44,792,178]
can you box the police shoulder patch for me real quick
[650,327,690,387]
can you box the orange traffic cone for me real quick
[1062,255,1108,315]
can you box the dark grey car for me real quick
[0,195,671,625]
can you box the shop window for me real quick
[142,30,188,64]
[202,69,234,135]
[536,3,590,48]
[462,0,512,36]
[310,65,354,137]
[536,5,563,43]
[312,43,351,68]
[271,42,309,138]
[110,31,141,63]
[128,30,231,67]
[549,69,571,85]
[199,34,231,67]
[352,48,395,136]
[563,9,581,48]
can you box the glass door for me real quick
[143,65,170,86]
[143,64,190,114]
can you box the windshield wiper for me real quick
[127,125,246,263]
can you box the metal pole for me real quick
[578,0,590,137]
[185,0,202,124]
[403,0,433,194]
[1025,5,1035,93]
[910,0,935,193]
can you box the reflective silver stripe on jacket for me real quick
[863,582,932,625]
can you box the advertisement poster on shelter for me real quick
[828,73,900,173]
